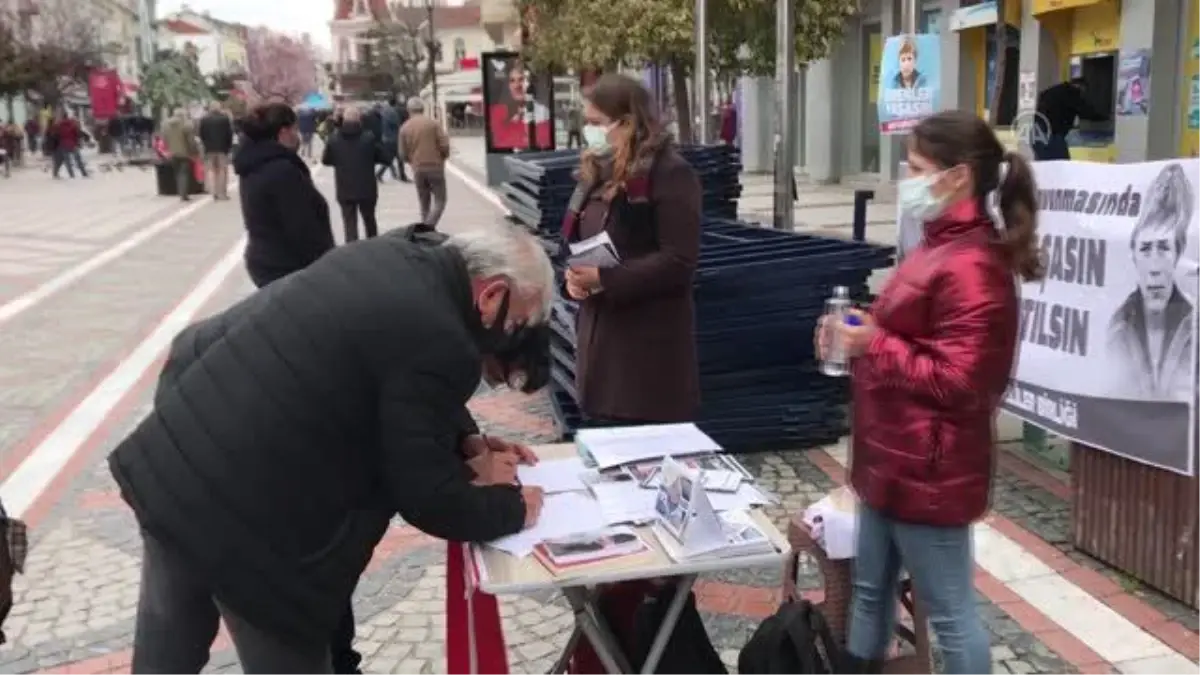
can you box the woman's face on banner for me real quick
[508,69,526,102]
[899,52,915,77]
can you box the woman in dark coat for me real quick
[560,73,702,673]
[233,102,335,288]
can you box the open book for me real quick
[567,231,621,269]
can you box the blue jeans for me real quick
[847,504,990,674]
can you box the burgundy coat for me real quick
[850,198,1019,527]
[573,148,702,422]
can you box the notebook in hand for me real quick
[567,231,620,268]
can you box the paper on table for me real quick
[576,423,723,470]
[517,457,588,494]
[590,481,659,525]
[487,491,606,558]
[706,483,774,512]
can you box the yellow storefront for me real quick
[1181,0,1199,157]
[1031,0,1122,162]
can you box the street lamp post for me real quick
[694,0,709,144]
[773,0,796,230]
[425,0,439,120]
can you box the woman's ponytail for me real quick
[997,151,1044,282]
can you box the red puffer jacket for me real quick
[850,198,1019,527]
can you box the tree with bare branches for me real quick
[0,0,112,110]
[361,2,427,99]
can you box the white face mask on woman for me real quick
[582,123,614,151]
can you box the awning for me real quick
[1031,0,1104,15]
[950,1,999,31]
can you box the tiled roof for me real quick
[162,19,209,35]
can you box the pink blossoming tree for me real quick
[244,28,318,104]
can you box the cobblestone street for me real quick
[0,145,1193,674]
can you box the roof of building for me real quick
[162,18,209,35]
[333,0,389,21]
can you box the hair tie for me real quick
[988,160,1011,232]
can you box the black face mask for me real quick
[492,323,551,393]
[477,288,514,354]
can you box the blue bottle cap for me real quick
[844,314,862,327]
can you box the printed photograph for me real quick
[654,459,695,537]
[482,51,554,153]
[540,527,645,566]
[1106,163,1195,402]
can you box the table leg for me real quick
[546,627,582,674]
[562,587,634,675]
[639,576,697,674]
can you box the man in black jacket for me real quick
[1033,78,1109,160]
[110,225,555,673]
[321,106,383,242]
[198,102,235,199]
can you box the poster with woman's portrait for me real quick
[482,51,555,153]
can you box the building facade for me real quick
[742,0,1198,184]
[160,8,249,76]
[329,0,497,98]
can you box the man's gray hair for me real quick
[407,96,425,114]
[444,226,555,320]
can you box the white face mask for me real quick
[583,123,615,150]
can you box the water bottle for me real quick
[819,286,860,377]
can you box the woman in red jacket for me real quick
[822,110,1043,674]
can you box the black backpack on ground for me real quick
[613,583,727,673]
[738,600,846,674]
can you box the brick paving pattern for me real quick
[0,155,1194,674]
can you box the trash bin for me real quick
[154,160,205,197]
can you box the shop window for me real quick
[921,9,942,34]
[986,25,1020,126]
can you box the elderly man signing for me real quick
[110,224,555,673]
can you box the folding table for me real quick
[466,443,792,675]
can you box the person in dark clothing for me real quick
[233,102,335,288]
[108,225,553,673]
[375,99,407,182]
[1033,78,1108,161]
[198,102,235,200]
[322,106,385,242]
[361,105,383,143]
[297,109,318,158]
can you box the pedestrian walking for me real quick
[162,109,199,200]
[398,97,450,228]
[49,110,89,179]
[297,108,317,159]
[234,102,335,288]
[322,106,384,242]
[198,101,235,200]
[565,101,584,149]
[374,98,404,182]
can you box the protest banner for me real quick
[1003,159,1198,475]
[876,33,940,134]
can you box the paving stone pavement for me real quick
[0,142,1194,674]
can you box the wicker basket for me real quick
[784,514,932,673]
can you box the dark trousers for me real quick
[173,157,191,199]
[131,532,334,674]
[1032,134,1071,161]
[566,129,583,149]
[375,145,406,181]
[332,605,362,674]
[339,200,378,242]
[52,148,88,178]
[413,169,447,227]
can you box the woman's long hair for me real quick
[579,74,668,201]
[910,111,1044,282]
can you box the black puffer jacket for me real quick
[321,122,382,203]
[234,139,335,288]
[108,237,526,645]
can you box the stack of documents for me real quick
[576,423,723,470]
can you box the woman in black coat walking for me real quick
[233,102,335,288]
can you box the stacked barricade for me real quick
[501,145,742,233]
[504,148,895,452]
